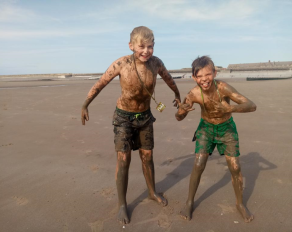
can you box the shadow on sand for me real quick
[128,152,276,217]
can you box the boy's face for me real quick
[129,40,154,62]
[192,65,217,91]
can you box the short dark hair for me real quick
[192,56,215,76]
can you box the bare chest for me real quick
[120,64,158,92]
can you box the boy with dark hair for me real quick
[81,26,181,224]
[175,56,256,222]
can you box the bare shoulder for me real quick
[109,55,133,74]
[102,55,133,79]
[216,80,237,93]
[115,55,133,67]
[150,55,163,64]
[188,86,201,102]
[216,80,228,88]
[149,56,165,69]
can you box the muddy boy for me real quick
[175,56,256,222]
[81,26,181,224]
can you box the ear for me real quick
[192,75,196,81]
[129,42,133,51]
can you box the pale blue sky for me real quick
[0,0,291,75]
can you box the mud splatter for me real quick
[12,196,28,206]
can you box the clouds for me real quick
[127,0,259,22]
[0,3,36,22]
[0,0,291,75]
[0,0,268,40]
[0,4,124,39]
[0,27,122,39]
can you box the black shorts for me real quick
[112,108,156,152]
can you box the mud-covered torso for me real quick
[117,55,160,112]
[193,81,232,125]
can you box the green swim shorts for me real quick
[194,117,240,157]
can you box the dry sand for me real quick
[0,78,291,232]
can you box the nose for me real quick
[201,75,207,81]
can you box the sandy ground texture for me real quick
[0,78,291,232]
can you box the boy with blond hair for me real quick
[175,56,256,222]
[81,26,181,224]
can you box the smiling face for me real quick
[192,65,217,91]
[129,41,154,62]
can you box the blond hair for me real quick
[130,26,154,45]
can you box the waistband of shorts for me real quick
[200,116,234,127]
[115,107,151,116]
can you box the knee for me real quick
[139,149,153,164]
[229,160,241,175]
[117,152,131,168]
[194,154,208,173]
[194,160,206,173]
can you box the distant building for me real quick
[218,61,292,80]
[227,61,292,71]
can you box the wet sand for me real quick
[0,78,291,231]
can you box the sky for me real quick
[0,0,291,75]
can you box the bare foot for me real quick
[148,192,168,206]
[236,204,254,223]
[180,201,193,220]
[117,205,130,224]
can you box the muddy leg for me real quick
[180,153,209,220]
[139,149,168,206]
[116,151,131,224]
[226,156,254,223]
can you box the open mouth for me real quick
[201,82,210,88]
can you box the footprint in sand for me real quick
[88,220,104,232]
[12,196,28,206]
[217,203,235,214]
[160,158,173,166]
[134,210,172,228]
[1,143,13,147]
[157,214,171,229]
[61,133,68,140]
[90,165,99,173]
[100,187,115,200]
[62,223,69,232]
[272,178,283,184]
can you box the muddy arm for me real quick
[81,59,121,125]
[224,84,257,113]
[157,59,181,106]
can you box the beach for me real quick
[0,78,291,232]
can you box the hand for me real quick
[207,98,231,116]
[81,107,89,125]
[174,99,195,112]
[173,94,181,108]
